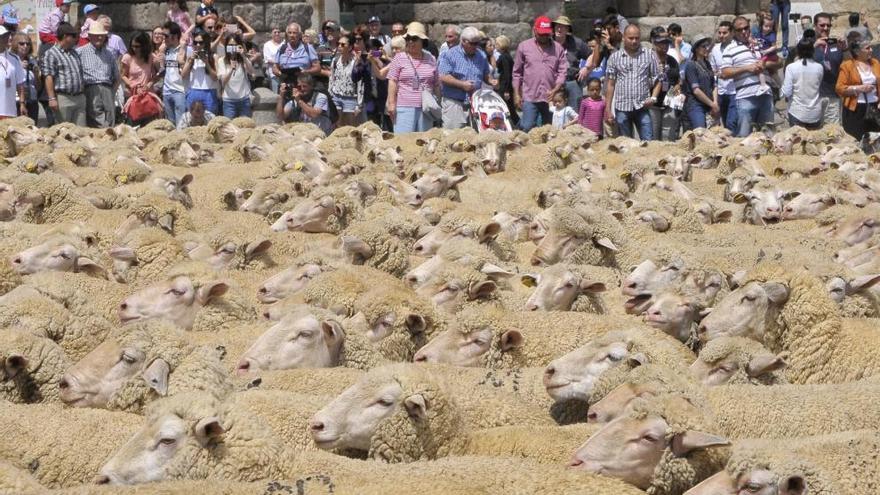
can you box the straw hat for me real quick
[88,23,109,36]
[552,16,572,27]
[405,22,428,40]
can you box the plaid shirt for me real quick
[40,44,84,95]
[77,43,119,86]
[606,46,660,112]
[438,44,490,101]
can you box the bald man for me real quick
[604,24,661,140]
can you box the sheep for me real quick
[697,263,880,384]
[9,232,108,279]
[118,261,258,332]
[519,263,616,312]
[113,193,195,239]
[0,328,68,403]
[256,251,340,304]
[340,218,412,277]
[404,237,514,291]
[531,203,627,268]
[0,461,45,495]
[181,225,275,272]
[570,394,729,495]
[236,308,346,372]
[0,170,97,224]
[270,186,357,234]
[689,336,788,386]
[687,430,880,495]
[108,227,188,286]
[412,262,500,314]
[309,363,559,462]
[143,134,205,167]
[18,270,128,327]
[412,211,513,261]
[0,401,142,488]
[59,320,232,412]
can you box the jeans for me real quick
[163,90,186,124]
[222,97,252,118]
[394,106,432,133]
[718,93,739,133]
[25,100,39,123]
[186,88,219,115]
[520,101,551,131]
[770,0,791,49]
[648,106,681,141]
[787,112,821,130]
[564,80,583,109]
[615,107,652,140]
[735,93,774,137]
[684,100,709,130]
[269,77,280,94]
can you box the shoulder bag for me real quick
[407,54,442,122]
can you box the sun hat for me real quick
[88,22,109,36]
[692,33,713,48]
[534,16,552,35]
[552,16,572,27]
[404,22,428,40]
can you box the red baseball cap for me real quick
[534,16,552,35]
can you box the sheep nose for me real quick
[309,420,325,432]
[526,303,538,311]
[236,360,251,373]
[11,257,20,264]
[59,377,69,390]
[413,243,424,253]
[405,275,419,286]
[544,365,555,379]
[413,351,428,363]
[93,475,110,485]
[119,301,128,310]
[586,410,598,422]
[530,256,544,266]
[258,286,268,294]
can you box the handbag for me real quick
[865,94,880,128]
[407,54,441,122]
[123,90,163,123]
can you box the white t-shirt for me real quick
[551,105,577,129]
[781,59,824,124]
[164,45,192,94]
[189,56,219,91]
[0,52,25,117]
[710,42,736,96]
[857,64,878,104]
[263,39,282,79]
[217,57,251,100]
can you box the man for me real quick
[77,22,119,128]
[604,24,660,140]
[41,22,85,125]
[602,14,622,52]
[177,100,215,129]
[438,26,495,129]
[367,16,391,53]
[276,73,332,135]
[391,22,406,38]
[710,21,738,132]
[668,23,691,76]
[274,22,320,88]
[720,16,777,137]
[439,25,461,56]
[813,12,845,126]
[99,16,127,59]
[552,15,590,109]
[0,26,25,119]
[648,27,681,141]
[512,16,568,131]
[161,21,190,124]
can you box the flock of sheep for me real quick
[1,114,880,494]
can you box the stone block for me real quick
[412,2,518,24]
[564,0,615,20]
[619,0,672,17]
[352,4,397,24]
[674,0,737,16]
[517,1,562,23]
[100,2,164,31]
[266,3,314,30]
[232,3,266,31]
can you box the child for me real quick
[578,78,605,138]
[167,0,192,33]
[486,111,507,131]
[752,15,779,94]
[550,91,577,130]
[38,0,72,45]
[195,0,218,27]
[79,4,100,46]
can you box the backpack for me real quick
[311,90,339,124]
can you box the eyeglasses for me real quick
[338,42,348,46]
[404,36,420,42]
[204,25,216,30]
[17,41,30,46]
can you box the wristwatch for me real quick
[648,96,657,103]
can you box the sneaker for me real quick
[780,46,789,59]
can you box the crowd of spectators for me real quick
[0,1,875,143]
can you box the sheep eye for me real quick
[742,295,757,302]
[120,353,137,364]
[641,434,659,443]
[299,331,314,339]
[56,252,71,260]
[562,282,575,289]
[606,354,622,362]
[376,398,394,407]
[662,265,679,272]
[167,288,186,296]
[158,438,176,446]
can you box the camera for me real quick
[280,67,301,99]
[827,37,838,45]
[369,38,383,50]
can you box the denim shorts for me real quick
[331,95,358,113]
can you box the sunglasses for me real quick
[404,36,420,42]
[817,23,831,28]
[194,40,205,44]
[338,42,348,46]
[735,26,750,32]
[204,25,216,30]
[17,41,30,46]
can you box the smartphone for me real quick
[225,24,237,34]
[225,45,236,54]
[827,37,838,45]
[371,49,382,58]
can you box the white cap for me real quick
[0,26,9,37]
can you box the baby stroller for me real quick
[469,88,512,132]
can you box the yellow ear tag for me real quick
[521,277,537,288]
[118,175,128,184]
[25,162,36,172]
[293,161,304,171]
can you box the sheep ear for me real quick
[762,282,789,305]
[367,149,378,162]
[142,358,170,396]
[157,214,175,233]
[404,393,428,422]
[480,263,514,281]
[627,352,649,367]
[75,257,108,279]
[778,475,806,495]
[521,274,538,288]
[847,274,880,294]
[477,222,501,243]
[223,191,238,210]
[109,246,137,262]
[536,191,548,208]
[405,314,427,335]
[450,175,468,186]
[746,354,786,378]
[595,237,618,252]
[500,330,523,352]
[321,320,345,349]
[670,431,730,457]
[579,280,606,293]
[245,239,272,260]
[4,354,28,379]
[341,236,373,261]
[273,192,290,204]
[267,211,284,223]
[194,416,225,445]
[468,280,496,300]
[727,270,747,290]
[713,209,733,223]
[180,174,194,186]
[197,282,229,306]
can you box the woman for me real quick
[151,26,166,56]
[328,34,364,127]
[216,32,254,118]
[263,27,283,92]
[181,29,220,115]
[12,33,39,122]
[386,22,438,133]
[683,34,718,130]
[121,32,159,97]
[836,41,880,141]
[355,24,389,130]
[370,35,404,80]
[781,39,824,129]
[494,35,518,128]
